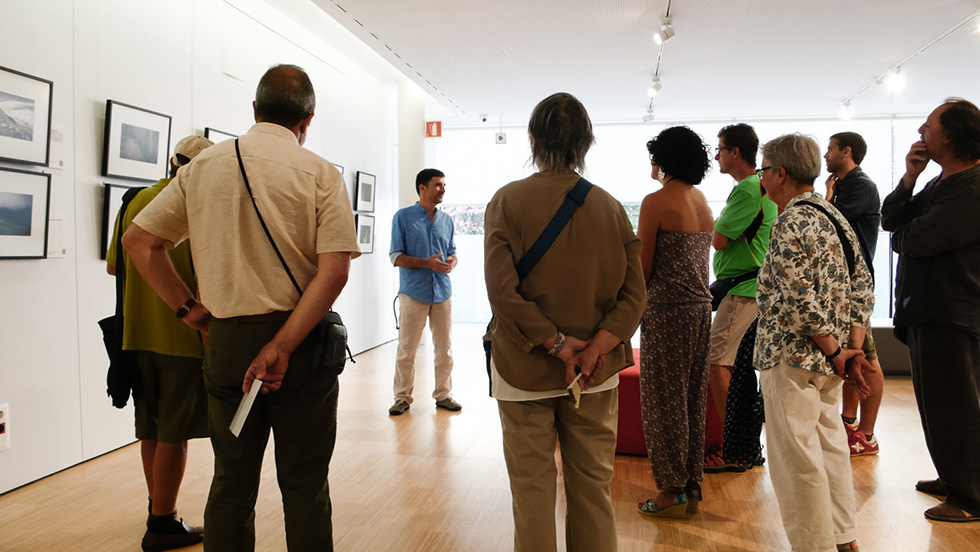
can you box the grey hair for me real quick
[762,133,822,186]
[254,64,316,127]
[528,93,595,172]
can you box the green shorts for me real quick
[861,323,878,362]
[131,350,209,442]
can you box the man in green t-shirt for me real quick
[106,135,213,552]
[707,124,778,468]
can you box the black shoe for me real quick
[141,517,204,552]
[916,478,946,498]
[685,481,703,513]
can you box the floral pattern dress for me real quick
[640,230,712,492]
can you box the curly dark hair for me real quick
[647,126,711,185]
[939,97,980,161]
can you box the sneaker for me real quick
[842,417,858,438]
[848,431,879,456]
[435,397,462,412]
[141,516,204,552]
[388,399,410,416]
[836,541,859,551]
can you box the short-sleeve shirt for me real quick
[714,174,778,297]
[133,123,360,318]
[107,179,203,359]
[390,203,456,303]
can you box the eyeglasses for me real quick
[715,146,734,155]
[756,166,774,179]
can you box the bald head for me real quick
[254,64,316,128]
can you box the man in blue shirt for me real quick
[388,168,460,415]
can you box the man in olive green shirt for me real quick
[107,135,213,552]
[708,124,777,465]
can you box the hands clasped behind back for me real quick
[554,333,615,391]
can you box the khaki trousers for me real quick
[760,362,857,552]
[394,293,453,403]
[497,389,618,552]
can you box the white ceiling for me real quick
[302,0,980,126]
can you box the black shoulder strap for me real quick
[741,182,769,245]
[796,200,856,277]
[515,177,593,282]
[113,186,145,315]
[235,139,303,296]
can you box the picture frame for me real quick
[100,182,141,260]
[0,167,51,259]
[204,127,238,143]
[0,65,53,166]
[331,162,344,175]
[355,171,376,212]
[102,100,172,182]
[355,214,375,254]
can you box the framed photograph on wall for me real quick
[355,171,376,212]
[0,65,53,166]
[0,167,51,259]
[102,100,172,182]
[355,214,375,254]
[100,182,142,260]
[204,127,237,143]
[331,162,344,175]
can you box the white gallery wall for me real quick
[0,0,421,494]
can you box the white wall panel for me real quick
[0,0,412,494]
[0,0,86,494]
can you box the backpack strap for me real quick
[113,186,145,315]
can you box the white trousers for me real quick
[394,293,453,403]
[760,362,857,552]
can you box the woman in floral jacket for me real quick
[754,133,874,552]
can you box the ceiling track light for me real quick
[838,101,853,120]
[647,76,663,98]
[654,17,675,45]
[840,10,977,113]
[642,99,655,123]
[876,67,905,91]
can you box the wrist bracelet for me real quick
[547,332,566,357]
[826,345,842,361]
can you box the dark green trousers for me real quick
[204,312,338,552]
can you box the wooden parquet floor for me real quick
[1,324,977,551]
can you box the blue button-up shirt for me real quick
[390,203,456,303]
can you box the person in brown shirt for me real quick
[484,92,645,552]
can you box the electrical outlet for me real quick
[0,403,9,452]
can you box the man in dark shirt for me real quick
[824,132,884,457]
[881,97,980,523]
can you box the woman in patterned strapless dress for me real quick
[636,126,715,518]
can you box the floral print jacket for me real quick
[754,192,874,375]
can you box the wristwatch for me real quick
[176,297,197,318]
